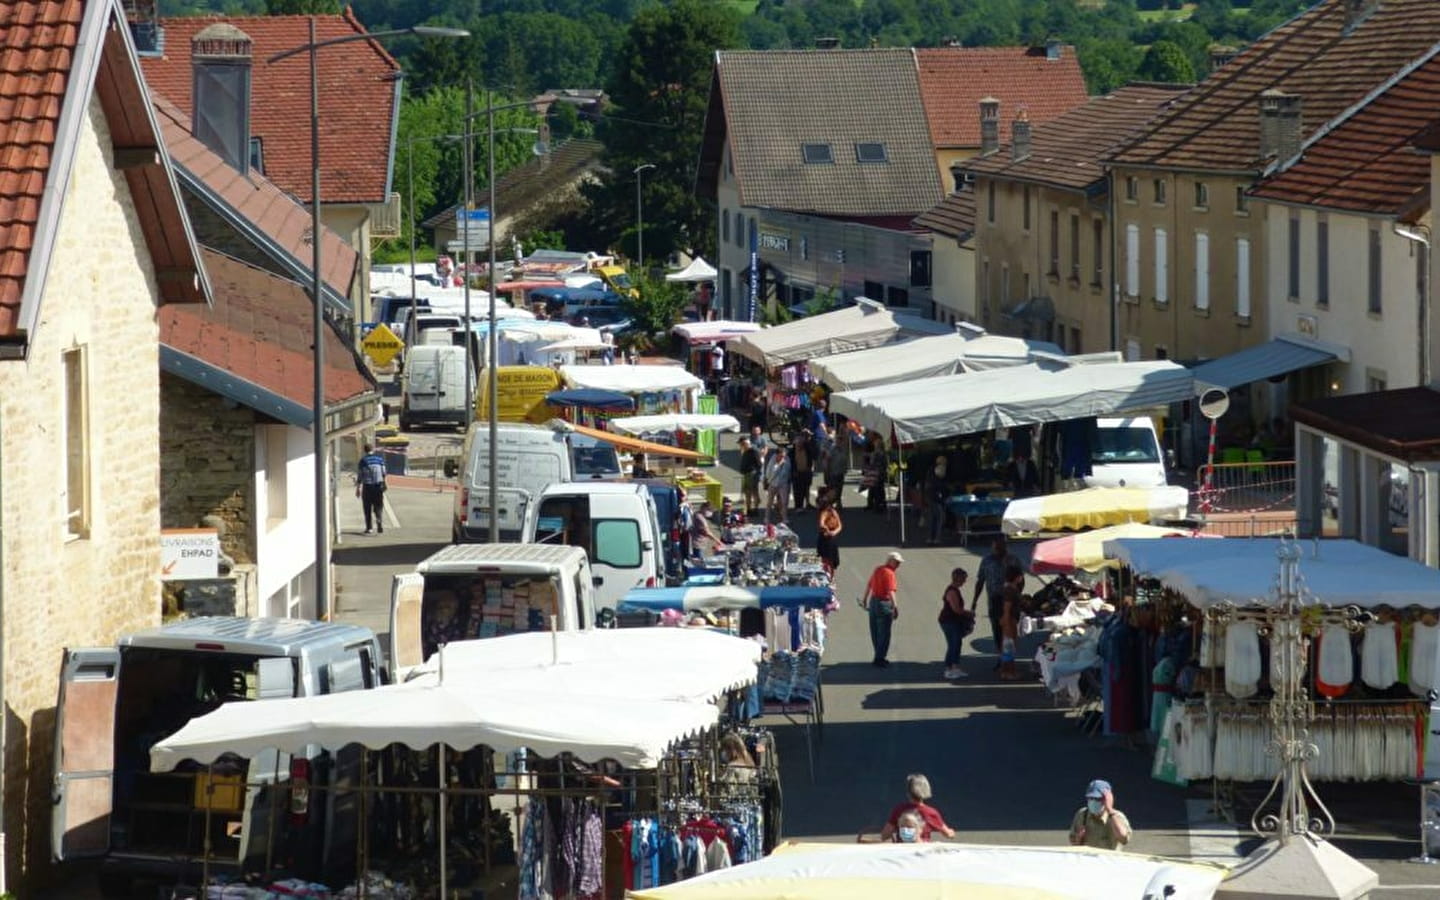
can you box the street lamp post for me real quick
[634,163,655,271]
[268,20,467,621]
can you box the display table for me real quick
[677,472,724,509]
[947,494,1010,544]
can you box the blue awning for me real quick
[1189,338,1338,391]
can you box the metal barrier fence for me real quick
[1196,460,1296,516]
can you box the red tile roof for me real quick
[1109,0,1440,172]
[1249,48,1439,215]
[0,0,82,334]
[140,11,400,204]
[916,46,1089,149]
[162,248,373,411]
[152,94,357,300]
[964,84,1188,191]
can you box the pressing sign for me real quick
[361,322,404,367]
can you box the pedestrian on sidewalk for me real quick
[763,445,792,525]
[880,774,956,841]
[938,567,973,680]
[1068,779,1131,851]
[357,443,388,534]
[738,437,762,518]
[863,551,903,667]
[815,490,843,577]
[973,536,1022,666]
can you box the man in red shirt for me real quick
[864,551,903,667]
[881,773,956,842]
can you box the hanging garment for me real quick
[1224,622,1262,700]
[1149,656,1177,736]
[1316,624,1354,699]
[577,803,606,897]
[1201,620,1226,667]
[1410,622,1440,696]
[519,798,554,900]
[705,834,733,870]
[1361,622,1400,689]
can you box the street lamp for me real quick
[268,20,468,620]
[634,163,655,271]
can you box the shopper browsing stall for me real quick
[739,437,763,518]
[939,568,973,680]
[974,536,1022,666]
[864,551,904,667]
[815,490,843,576]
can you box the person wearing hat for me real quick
[863,551,904,667]
[1068,779,1131,850]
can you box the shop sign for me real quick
[758,231,790,253]
[161,528,220,580]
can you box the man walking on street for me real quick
[738,437,762,518]
[864,551,904,667]
[763,445,792,525]
[357,443,388,534]
[973,536,1021,668]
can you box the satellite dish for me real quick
[1198,388,1230,421]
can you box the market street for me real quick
[326,429,1440,897]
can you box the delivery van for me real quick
[453,422,621,542]
[1084,417,1169,488]
[400,344,469,431]
[389,543,598,672]
[522,482,666,611]
[52,617,383,896]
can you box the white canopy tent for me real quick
[608,413,742,435]
[808,332,1064,391]
[729,299,951,370]
[560,364,703,395]
[1101,537,1440,609]
[830,360,1194,444]
[665,257,718,283]
[671,320,762,345]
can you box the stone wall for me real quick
[159,373,257,565]
[181,189,289,283]
[0,95,169,887]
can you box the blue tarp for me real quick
[545,389,637,411]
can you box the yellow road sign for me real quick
[361,322,404,366]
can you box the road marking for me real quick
[384,492,401,528]
[1186,798,1245,864]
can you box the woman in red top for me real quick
[881,774,956,842]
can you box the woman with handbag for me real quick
[939,568,973,680]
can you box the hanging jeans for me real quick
[869,599,895,664]
[940,620,963,668]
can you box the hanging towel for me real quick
[1224,622,1261,700]
[1410,622,1440,696]
[1316,624,1353,698]
[1201,621,1226,667]
[1361,622,1400,689]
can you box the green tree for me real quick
[264,0,341,12]
[1136,39,1196,83]
[622,273,689,339]
[1077,36,1142,94]
[581,0,743,262]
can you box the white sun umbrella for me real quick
[608,413,742,435]
[534,327,608,354]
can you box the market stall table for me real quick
[676,471,725,508]
[947,493,1011,544]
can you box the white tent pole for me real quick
[897,443,905,544]
[438,744,448,897]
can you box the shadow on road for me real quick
[333,539,447,567]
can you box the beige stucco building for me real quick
[0,1,209,885]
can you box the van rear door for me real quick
[389,572,426,676]
[51,648,121,860]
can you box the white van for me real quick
[53,618,383,895]
[389,543,598,672]
[1084,416,1169,488]
[522,482,666,611]
[400,344,469,431]
[453,422,621,542]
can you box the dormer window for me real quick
[802,143,834,164]
[855,142,888,163]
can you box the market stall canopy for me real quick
[1003,486,1192,535]
[619,585,834,614]
[150,682,717,772]
[625,841,1225,900]
[665,257,718,282]
[1031,522,1216,575]
[532,327,608,354]
[1102,537,1440,609]
[563,422,703,459]
[808,332,1063,391]
[830,360,1194,444]
[672,320,763,345]
[608,414,741,435]
[729,299,951,370]
[561,363,704,395]
[546,388,637,411]
[404,628,762,703]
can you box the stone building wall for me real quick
[158,373,257,565]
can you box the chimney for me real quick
[1045,38,1062,61]
[815,36,840,50]
[191,23,253,175]
[1258,89,1303,161]
[979,97,1000,157]
[1011,110,1031,162]
[1208,45,1237,73]
[1344,0,1379,34]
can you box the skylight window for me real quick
[802,143,834,164]
[855,142,888,163]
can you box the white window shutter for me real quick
[1125,224,1139,297]
[1195,232,1210,311]
[1237,238,1252,318]
[1154,228,1168,304]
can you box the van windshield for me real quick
[1091,427,1161,464]
[571,442,620,477]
